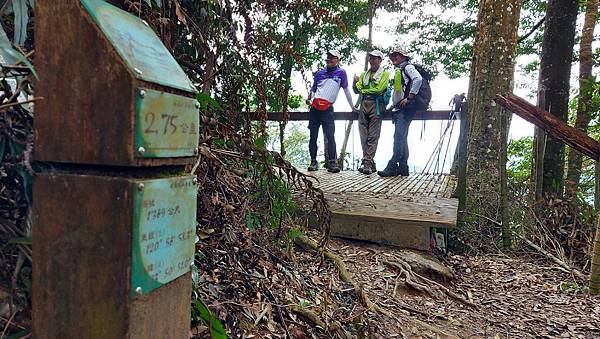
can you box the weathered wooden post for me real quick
[33,1,199,337]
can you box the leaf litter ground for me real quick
[192,229,600,338]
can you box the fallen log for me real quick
[494,93,599,160]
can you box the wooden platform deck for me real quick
[302,170,458,250]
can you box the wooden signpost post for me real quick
[33,1,198,338]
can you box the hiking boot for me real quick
[307,160,318,172]
[363,167,373,175]
[360,161,374,174]
[327,161,340,173]
[378,166,399,177]
[378,161,400,177]
[398,163,410,176]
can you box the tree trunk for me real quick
[458,51,478,220]
[565,0,598,201]
[590,213,600,294]
[530,89,547,214]
[464,0,521,250]
[596,162,600,211]
[537,0,580,197]
[202,52,216,94]
[456,100,470,213]
[279,49,296,157]
[338,0,374,168]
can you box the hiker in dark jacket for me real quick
[378,47,426,177]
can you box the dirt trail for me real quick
[191,232,600,338]
[325,239,600,338]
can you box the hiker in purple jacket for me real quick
[306,50,355,173]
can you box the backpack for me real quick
[401,63,432,109]
[371,86,392,117]
[382,86,392,106]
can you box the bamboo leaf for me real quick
[144,0,162,8]
[8,236,32,245]
[192,300,227,339]
[2,0,13,15]
[0,22,37,78]
[0,137,5,161]
[12,0,29,46]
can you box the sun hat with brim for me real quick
[327,50,341,58]
[389,46,410,58]
[368,50,385,59]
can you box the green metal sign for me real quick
[80,0,196,93]
[131,176,197,298]
[135,88,199,158]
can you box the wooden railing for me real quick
[252,110,456,121]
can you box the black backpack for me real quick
[401,63,432,109]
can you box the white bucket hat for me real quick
[368,50,385,59]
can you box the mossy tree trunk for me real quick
[463,0,521,251]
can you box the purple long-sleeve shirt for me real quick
[310,66,354,107]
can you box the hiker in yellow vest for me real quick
[352,50,390,175]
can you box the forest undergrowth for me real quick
[1,1,599,338]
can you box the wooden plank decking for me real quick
[301,170,458,250]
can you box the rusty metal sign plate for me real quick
[131,176,197,298]
[135,88,199,158]
[80,0,196,93]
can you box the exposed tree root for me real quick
[410,318,460,339]
[290,305,326,328]
[290,305,350,338]
[294,236,390,317]
[383,259,478,309]
[385,259,437,298]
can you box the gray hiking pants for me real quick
[358,99,382,167]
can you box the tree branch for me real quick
[518,17,545,43]
[176,57,204,76]
[431,29,475,43]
